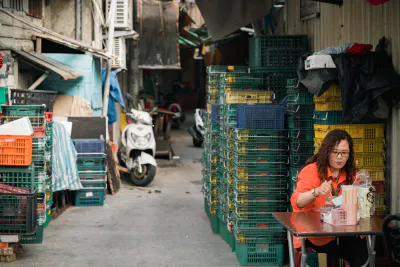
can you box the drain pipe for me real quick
[102,0,117,118]
[76,0,82,40]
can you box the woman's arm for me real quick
[296,181,332,208]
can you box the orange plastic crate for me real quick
[0,135,32,166]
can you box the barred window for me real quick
[1,0,42,19]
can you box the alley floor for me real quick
[12,117,241,267]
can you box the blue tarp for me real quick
[102,69,126,125]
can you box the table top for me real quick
[273,212,384,237]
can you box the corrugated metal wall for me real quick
[286,0,400,72]
[286,0,400,214]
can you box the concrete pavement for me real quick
[12,117,240,267]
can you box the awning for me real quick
[196,0,273,40]
[12,50,83,80]
[32,32,113,60]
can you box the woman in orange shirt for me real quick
[290,130,368,266]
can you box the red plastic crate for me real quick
[0,135,32,166]
[33,126,46,137]
[44,112,53,123]
[372,181,385,194]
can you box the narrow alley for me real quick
[13,117,240,267]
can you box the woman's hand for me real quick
[315,180,332,196]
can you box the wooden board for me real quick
[68,117,107,139]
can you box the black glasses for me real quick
[331,151,350,158]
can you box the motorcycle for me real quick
[187,108,206,147]
[169,102,185,129]
[119,106,157,186]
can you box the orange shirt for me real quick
[290,162,350,249]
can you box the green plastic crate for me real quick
[232,213,285,233]
[0,88,8,111]
[235,241,285,266]
[232,141,289,155]
[307,253,320,267]
[313,111,344,125]
[288,117,314,129]
[287,103,314,117]
[233,177,288,194]
[204,198,219,234]
[289,129,314,141]
[0,164,36,193]
[1,105,46,116]
[77,158,106,172]
[287,90,314,105]
[219,219,236,251]
[206,65,249,74]
[74,188,105,206]
[230,129,287,141]
[20,225,44,244]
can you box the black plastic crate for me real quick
[0,193,37,234]
[10,89,57,112]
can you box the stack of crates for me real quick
[0,105,50,243]
[313,84,386,214]
[249,35,309,102]
[286,79,315,196]
[229,103,287,266]
[73,139,106,206]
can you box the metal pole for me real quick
[102,0,117,117]
[287,231,295,267]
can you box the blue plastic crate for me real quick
[237,104,285,129]
[74,189,104,206]
[211,104,218,124]
[74,139,105,158]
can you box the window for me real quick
[1,0,42,18]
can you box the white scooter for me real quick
[187,108,206,147]
[120,107,157,186]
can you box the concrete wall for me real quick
[0,10,43,51]
[43,0,95,46]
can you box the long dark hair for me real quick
[304,129,356,185]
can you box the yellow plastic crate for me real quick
[314,138,385,153]
[359,167,385,181]
[206,104,212,113]
[207,85,218,95]
[314,84,341,101]
[207,94,218,104]
[314,124,385,139]
[314,97,342,111]
[225,91,274,104]
[354,153,385,167]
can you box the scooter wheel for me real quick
[193,137,203,148]
[130,164,156,186]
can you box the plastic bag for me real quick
[353,170,375,217]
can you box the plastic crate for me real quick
[360,168,385,181]
[203,170,218,185]
[20,225,44,244]
[211,104,218,124]
[0,193,37,234]
[74,188,104,206]
[290,140,315,154]
[233,212,285,233]
[375,193,385,209]
[230,129,287,141]
[372,181,385,194]
[259,72,299,102]
[204,198,220,234]
[0,164,36,193]
[287,90,314,105]
[289,129,314,141]
[354,153,385,167]
[234,164,289,180]
[1,105,46,116]
[307,253,320,267]
[0,135,33,166]
[219,219,235,251]
[235,241,285,266]
[10,89,57,112]
[313,111,344,124]
[0,88,7,111]
[314,124,385,139]
[206,94,219,104]
[74,139,105,158]
[231,151,288,165]
[314,84,341,100]
[287,104,314,117]
[206,65,249,74]
[315,97,342,111]
[79,173,106,182]
[233,177,288,194]
[249,35,308,71]
[232,141,288,154]
[219,73,264,85]
[237,104,285,129]
[315,138,385,153]
[290,154,312,167]
[288,118,314,129]
[225,91,273,104]
[77,158,106,172]
[233,189,288,205]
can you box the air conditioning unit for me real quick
[112,37,126,69]
[106,0,131,30]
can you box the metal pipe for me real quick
[102,0,117,118]
[287,231,295,267]
[76,0,82,40]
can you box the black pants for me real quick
[306,237,369,267]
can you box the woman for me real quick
[290,129,369,266]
